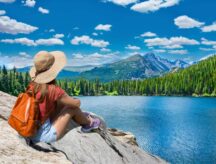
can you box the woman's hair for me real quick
[31,79,57,102]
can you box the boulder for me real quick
[0,91,167,164]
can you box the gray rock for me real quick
[0,119,71,164]
[0,91,167,164]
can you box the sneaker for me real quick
[81,114,101,133]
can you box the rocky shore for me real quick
[0,91,167,164]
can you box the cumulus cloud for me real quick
[19,52,31,58]
[0,54,33,69]
[131,0,181,13]
[144,36,199,49]
[92,32,98,36]
[49,29,55,32]
[141,32,157,37]
[1,37,64,46]
[103,0,138,6]
[163,44,183,49]
[201,23,216,32]
[168,49,188,54]
[95,24,112,31]
[0,10,6,15]
[24,0,36,7]
[100,48,111,52]
[174,15,205,29]
[71,35,110,48]
[199,47,216,51]
[35,38,64,46]
[201,38,216,46]
[0,0,15,3]
[125,44,141,50]
[1,38,36,46]
[54,33,64,38]
[70,52,120,66]
[0,16,38,34]
[38,7,49,14]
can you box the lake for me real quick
[79,96,216,163]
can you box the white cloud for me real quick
[49,29,55,32]
[103,0,138,6]
[71,35,110,48]
[201,38,216,46]
[0,16,38,34]
[54,33,64,38]
[144,36,199,49]
[0,0,15,3]
[70,52,120,66]
[163,44,183,49]
[174,15,205,29]
[131,0,181,13]
[38,7,49,14]
[141,32,157,37]
[168,49,188,54]
[1,37,64,46]
[125,44,141,50]
[201,23,216,32]
[73,27,79,30]
[95,24,112,31]
[0,55,33,69]
[35,38,64,46]
[0,10,6,15]
[72,53,84,59]
[153,49,166,53]
[199,47,216,51]
[1,38,36,46]
[24,0,36,7]
[100,48,111,52]
[92,32,98,36]
[19,52,31,58]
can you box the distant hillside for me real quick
[46,55,216,96]
[103,54,216,96]
[79,53,189,81]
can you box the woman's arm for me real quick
[58,94,81,108]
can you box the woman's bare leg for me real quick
[52,106,91,140]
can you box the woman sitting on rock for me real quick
[28,51,101,143]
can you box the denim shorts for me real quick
[30,118,57,143]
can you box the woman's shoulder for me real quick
[48,84,66,99]
[48,84,64,91]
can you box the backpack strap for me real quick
[25,83,35,97]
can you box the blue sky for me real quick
[0,0,216,68]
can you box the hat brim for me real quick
[29,51,67,84]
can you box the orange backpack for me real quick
[8,85,42,137]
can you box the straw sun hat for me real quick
[29,51,67,84]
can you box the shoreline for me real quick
[75,94,216,98]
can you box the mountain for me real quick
[131,54,216,96]
[17,66,80,79]
[15,53,189,81]
[79,53,189,81]
[64,65,97,73]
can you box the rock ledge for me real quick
[0,91,167,164]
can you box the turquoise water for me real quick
[79,96,216,163]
